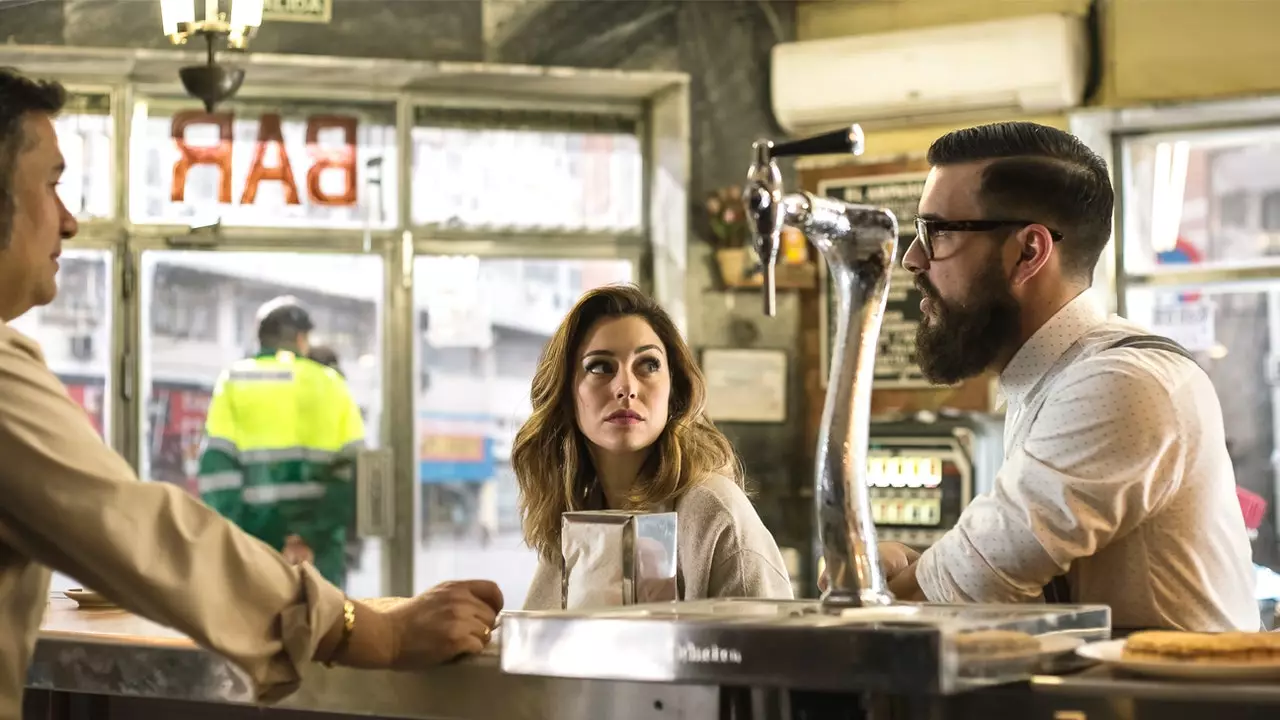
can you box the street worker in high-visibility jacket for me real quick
[196,296,366,589]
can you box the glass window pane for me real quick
[1125,284,1278,568]
[1122,127,1280,273]
[1263,192,1280,231]
[413,256,633,606]
[411,111,642,232]
[8,248,113,438]
[54,93,114,220]
[8,248,113,593]
[141,250,385,597]
[130,98,397,229]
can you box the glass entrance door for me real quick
[411,255,634,607]
[139,250,386,597]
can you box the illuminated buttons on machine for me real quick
[862,433,977,551]
[867,456,942,488]
[870,495,942,525]
[867,454,945,529]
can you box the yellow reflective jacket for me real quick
[196,350,365,586]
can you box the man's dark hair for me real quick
[0,68,66,250]
[308,345,344,377]
[256,295,314,349]
[927,121,1114,281]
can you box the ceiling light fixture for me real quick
[160,0,265,112]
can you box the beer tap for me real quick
[743,125,900,611]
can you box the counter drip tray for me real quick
[500,599,1111,695]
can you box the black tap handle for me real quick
[771,125,864,159]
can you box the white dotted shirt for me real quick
[914,290,1259,631]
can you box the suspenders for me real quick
[1040,334,1196,607]
[1103,334,1197,362]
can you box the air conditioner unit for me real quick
[770,13,1089,135]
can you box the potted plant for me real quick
[705,185,764,288]
[704,185,815,290]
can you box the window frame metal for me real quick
[18,45,689,597]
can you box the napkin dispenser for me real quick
[561,510,679,610]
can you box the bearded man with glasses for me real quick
[879,121,1258,633]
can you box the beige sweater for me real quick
[522,474,795,610]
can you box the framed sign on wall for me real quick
[816,172,930,390]
[263,0,333,23]
[701,348,788,423]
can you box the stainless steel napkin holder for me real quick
[561,510,679,610]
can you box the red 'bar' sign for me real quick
[170,111,359,207]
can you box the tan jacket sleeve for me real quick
[706,548,795,600]
[521,557,564,611]
[0,327,343,702]
[676,475,795,601]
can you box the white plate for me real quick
[1038,633,1085,657]
[64,588,117,610]
[1076,639,1280,680]
[838,606,922,622]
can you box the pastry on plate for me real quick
[952,629,1040,659]
[1123,631,1280,664]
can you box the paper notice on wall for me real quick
[263,0,332,23]
[701,349,787,423]
[1150,299,1215,353]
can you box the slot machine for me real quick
[866,413,1002,551]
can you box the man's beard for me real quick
[914,262,1021,386]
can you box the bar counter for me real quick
[24,597,1280,720]
[26,597,717,720]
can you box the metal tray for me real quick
[501,598,1111,695]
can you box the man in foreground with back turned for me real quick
[0,67,503,719]
[880,121,1257,632]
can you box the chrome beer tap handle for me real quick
[745,140,783,317]
[742,124,900,610]
[744,125,865,318]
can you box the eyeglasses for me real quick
[913,218,1064,261]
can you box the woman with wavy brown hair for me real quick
[514,284,792,610]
